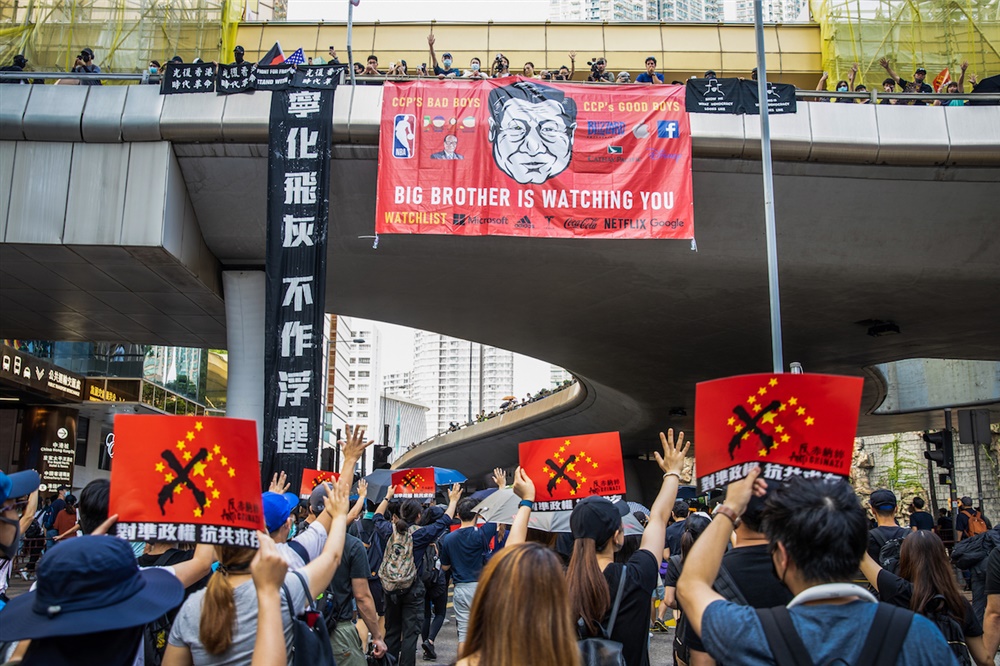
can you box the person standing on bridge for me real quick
[71,48,101,85]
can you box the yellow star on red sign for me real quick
[195,421,204,432]
[186,431,195,441]
[193,508,202,517]
[155,462,165,473]
[768,378,778,387]
[805,416,815,426]
[176,440,186,451]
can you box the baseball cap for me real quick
[0,535,183,641]
[915,66,927,74]
[570,496,630,548]
[870,489,897,511]
[80,47,95,58]
[443,52,452,58]
[262,491,300,533]
[704,69,718,78]
[308,482,334,514]
[0,469,40,505]
[960,496,973,507]
[234,45,245,54]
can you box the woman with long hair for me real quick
[860,529,991,666]
[163,479,351,665]
[545,429,689,666]
[457,542,580,666]
[373,483,462,666]
[662,513,714,666]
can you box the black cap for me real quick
[704,69,717,78]
[870,489,897,511]
[13,54,27,67]
[570,496,629,548]
[960,496,973,507]
[443,52,452,58]
[234,45,245,54]
[80,47,94,58]
[915,66,926,74]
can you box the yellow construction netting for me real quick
[811,0,1000,88]
[0,0,245,74]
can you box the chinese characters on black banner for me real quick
[261,89,335,489]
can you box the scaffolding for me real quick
[0,0,244,73]
[811,0,1000,88]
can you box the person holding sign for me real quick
[163,478,352,665]
[676,471,956,665]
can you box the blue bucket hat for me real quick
[0,535,183,641]
[0,469,40,505]
[263,491,300,533]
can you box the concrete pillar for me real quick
[223,271,265,457]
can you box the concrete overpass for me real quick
[1,83,999,481]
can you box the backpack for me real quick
[870,528,909,575]
[578,564,627,666]
[281,569,335,665]
[357,521,384,581]
[142,550,186,666]
[921,595,972,666]
[420,541,441,587]
[960,510,988,538]
[378,525,418,593]
[756,602,912,666]
[41,505,57,530]
[950,528,1000,570]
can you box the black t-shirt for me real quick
[985,547,1000,595]
[936,516,954,540]
[587,71,614,83]
[877,568,982,637]
[663,519,685,557]
[327,534,370,622]
[719,544,793,608]
[599,549,659,666]
[867,525,909,561]
[434,65,461,78]
[661,555,706,654]
[909,511,934,531]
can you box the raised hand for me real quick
[340,424,373,462]
[252,531,288,592]
[723,466,766,515]
[655,428,690,475]
[448,482,463,504]
[879,57,890,69]
[492,467,507,489]
[960,60,968,72]
[428,33,435,46]
[356,478,368,499]
[325,476,351,518]
[511,466,535,502]
[268,471,289,494]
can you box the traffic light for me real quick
[923,429,954,477]
[373,445,393,470]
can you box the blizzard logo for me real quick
[587,121,626,137]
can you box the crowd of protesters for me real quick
[2,421,1000,665]
[3,41,992,104]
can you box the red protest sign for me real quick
[392,467,436,500]
[519,432,626,510]
[694,373,864,494]
[109,415,264,546]
[299,468,340,499]
[376,78,693,240]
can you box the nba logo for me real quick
[393,114,415,158]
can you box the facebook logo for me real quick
[657,120,680,139]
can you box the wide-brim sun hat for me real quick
[0,535,184,641]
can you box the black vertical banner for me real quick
[262,88,335,490]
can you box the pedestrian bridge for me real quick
[1,83,999,479]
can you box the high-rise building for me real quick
[382,371,413,399]
[550,364,574,389]
[378,394,429,460]
[410,332,515,435]
[728,0,807,22]
[550,0,661,21]
[324,315,381,469]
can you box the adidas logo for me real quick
[515,215,533,228]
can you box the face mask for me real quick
[443,59,452,67]
[0,515,21,560]
[288,522,297,539]
[149,66,158,74]
[837,85,848,91]
[471,62,480,71]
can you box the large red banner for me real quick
[376,78,693,239]
[109,415,265,546]
[694,373,864,494]
[299,468,339,499]
[519,432,626,511]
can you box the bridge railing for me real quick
[3,71,1000,105]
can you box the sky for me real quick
[290,0,551,22]
[376,320,553,397]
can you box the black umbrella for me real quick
[970,73,1000,106]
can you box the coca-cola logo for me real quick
[564,217,599,230]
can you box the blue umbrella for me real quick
[363,466,468,502]
[469,487,498,502]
